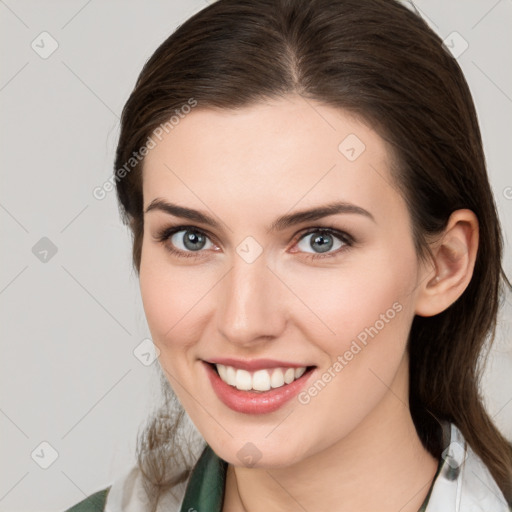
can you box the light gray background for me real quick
[0,1,511,511]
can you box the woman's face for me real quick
[139,95,430,467]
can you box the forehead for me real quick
[141,96,404,224]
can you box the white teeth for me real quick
[214,364,309,392]
[217,364,227,382]
[252,369,271,391]
[225,365,236,386]
[284,368,295,384]
[236,369,252,390]
[270,369,284,388]
[295,367,306,379]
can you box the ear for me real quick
[414,209,479,317]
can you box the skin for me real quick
[139,94,479,512]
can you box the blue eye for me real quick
[155,225,354,261]
[155,227,214,259]
[171,229,213,253]
[294,228,353,260]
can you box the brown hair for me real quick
[114,0,512,506]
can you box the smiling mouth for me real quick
[206,362,316,393]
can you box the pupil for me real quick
[184,230,205,251]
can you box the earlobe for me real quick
[414,209,479,317]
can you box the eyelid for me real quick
[294,227,354,246]
[154,224,220,247]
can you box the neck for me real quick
[222,357,439,512]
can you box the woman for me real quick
[64,0,512,510]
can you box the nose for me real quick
[216,252,287,348]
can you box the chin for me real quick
[211,437,307,469]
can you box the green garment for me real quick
[63,443,441,512]
[63,487,110,512]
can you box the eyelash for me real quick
[154,225,355,261]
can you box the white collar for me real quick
[425,422,509,511]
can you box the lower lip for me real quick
[203,362,315,414]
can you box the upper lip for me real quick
[205,358,314,371]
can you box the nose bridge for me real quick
[217,251,284,345]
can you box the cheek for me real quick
[139,247,208,356]
[288,248,417,354]
[288,262,416,446]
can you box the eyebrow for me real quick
[144,198,376,232]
